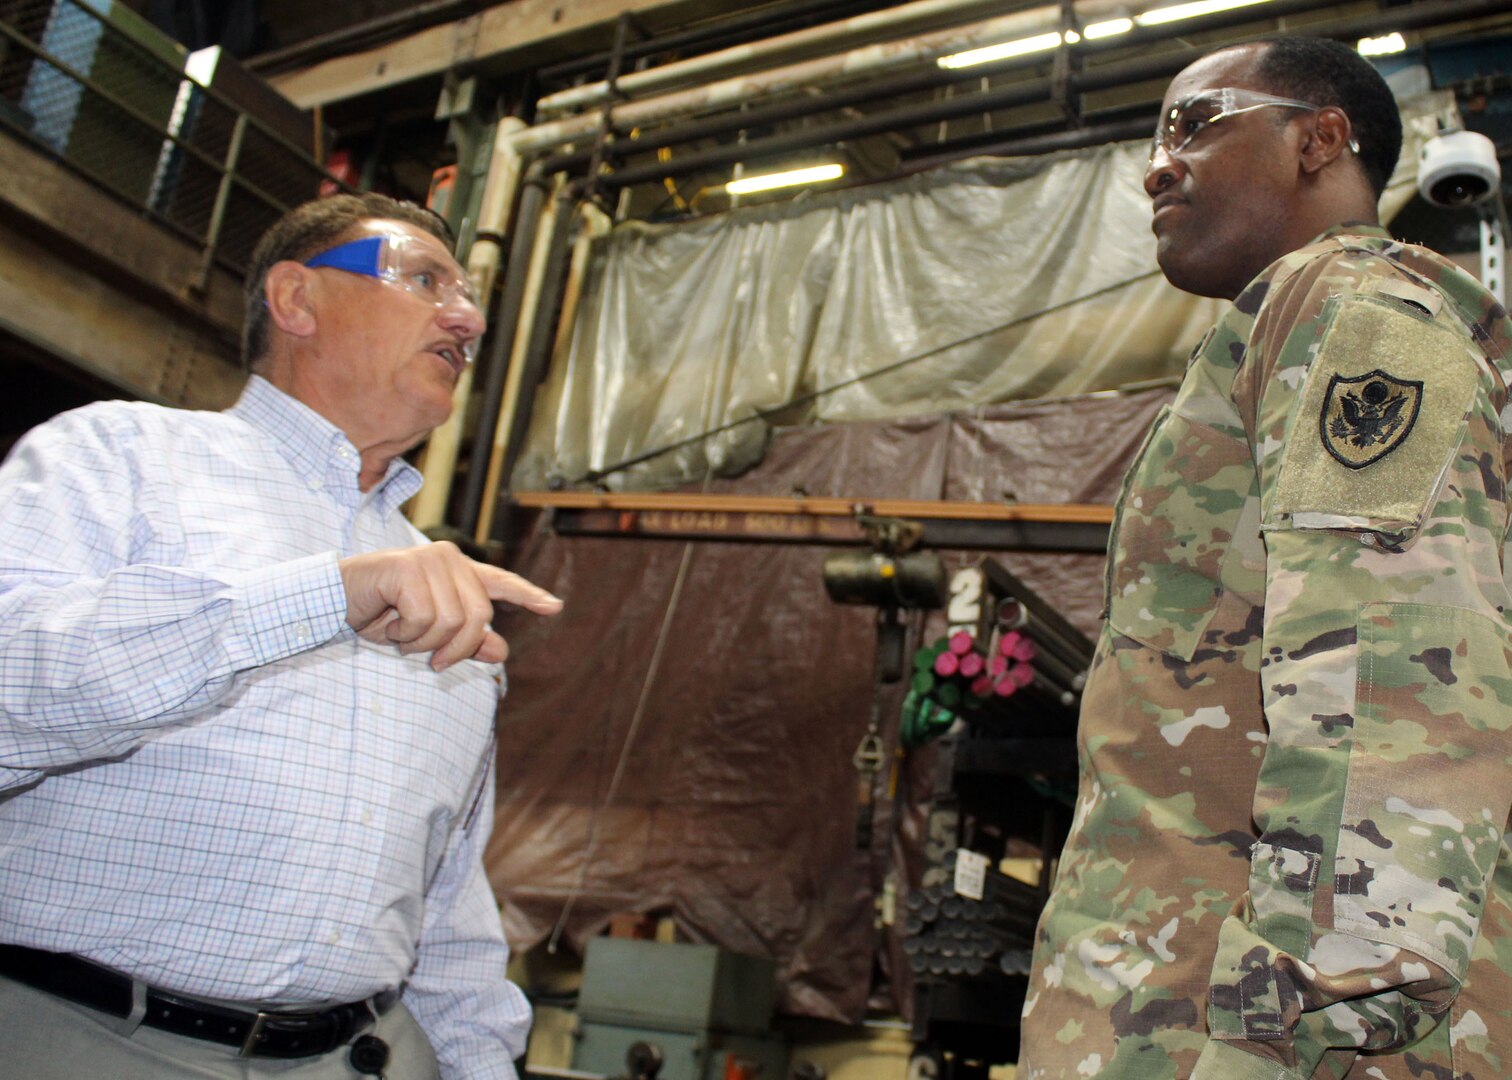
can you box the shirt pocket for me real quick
[1105,405,1256,661]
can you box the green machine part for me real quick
[570,938,789,1080]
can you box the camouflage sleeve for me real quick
[1193,254,1512,1078]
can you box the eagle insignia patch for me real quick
[1320,369,1423,469]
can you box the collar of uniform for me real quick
[1239,222,1398,309]
[226,376,423,515]
[1308,220,1392,247]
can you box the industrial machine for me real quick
[571,938,789,1080]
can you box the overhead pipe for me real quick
[535,0,1057,117]
[898,111,1158,173]
[582,0,1510,192]
[505,0,1381,163]
[457,169,551,537]
[506,2,1074,158]
[590,55,1173,190]
[528,0,1251,183]
[534,36,1024,178]
[414,115,528,530]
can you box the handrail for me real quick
[0,0,343,279]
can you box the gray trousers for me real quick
[0,974,442,1079]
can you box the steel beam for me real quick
[0,211,244,410]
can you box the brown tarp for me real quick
[487,385,1171,1022]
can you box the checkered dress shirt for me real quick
[0,376,528,1079]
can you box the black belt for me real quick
[0,944,398,1059]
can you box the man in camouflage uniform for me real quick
[1018,37,1512,1079]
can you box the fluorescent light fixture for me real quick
[1063,29,1082,43]
[1136,0,1271,27]
[725,163,845,195]
[1358,32,1407,56]
[1083,17,1134,38]
[938,30,1065,70]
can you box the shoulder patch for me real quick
[1320,369,1422,469]
[1268,294,1481,536]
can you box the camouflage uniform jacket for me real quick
[1019,224,1512,1079]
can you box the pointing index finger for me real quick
[476,564,563,615]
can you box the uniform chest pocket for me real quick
[1105,405,1258,661]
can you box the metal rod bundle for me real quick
[903,853,1043,983]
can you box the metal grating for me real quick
[0,0,339,279]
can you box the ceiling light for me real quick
[1083,17,1134,39]
[938,31,1065,70]
[725,163,845,195]
[1136,0,1271,27]
[1358,32,1407,57]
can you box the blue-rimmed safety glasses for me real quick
[303,233,483,361]
[1151,87,1334,161]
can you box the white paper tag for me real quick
[953,848,989,901]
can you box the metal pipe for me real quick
[533,41,978,178]
[504,0,1370,160]
[480,199,609,529]
[507,2,1075,157]
[458,170,549,536]
[534,70,1146,179]
[983,561,1092,657]
[469,183,565,541]
[414,116,528,530]
[898,112,1156,172]
[590,0,1506,191]
[535,0,1047,117]
[481,185,584,541]
[997,600,1093,676]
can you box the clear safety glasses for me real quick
[1150,87,1324,161]
[304,233,483,359]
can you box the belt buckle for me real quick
[239,1010,273,1058]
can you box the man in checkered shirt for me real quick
[0,193,562,1079]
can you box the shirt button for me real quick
[328,930,341,945]
[361,808,373,825]
[295,622,311,642]
[308,476,323,491]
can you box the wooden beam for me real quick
[510,493,1112,550]
[268,0,741,109]
[511,490,1114,523]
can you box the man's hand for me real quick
[339,543,562,670]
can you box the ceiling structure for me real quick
[225,0,1512,226]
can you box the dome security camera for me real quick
[1417,130,1501,208]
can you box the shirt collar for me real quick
[227,376,423,514]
